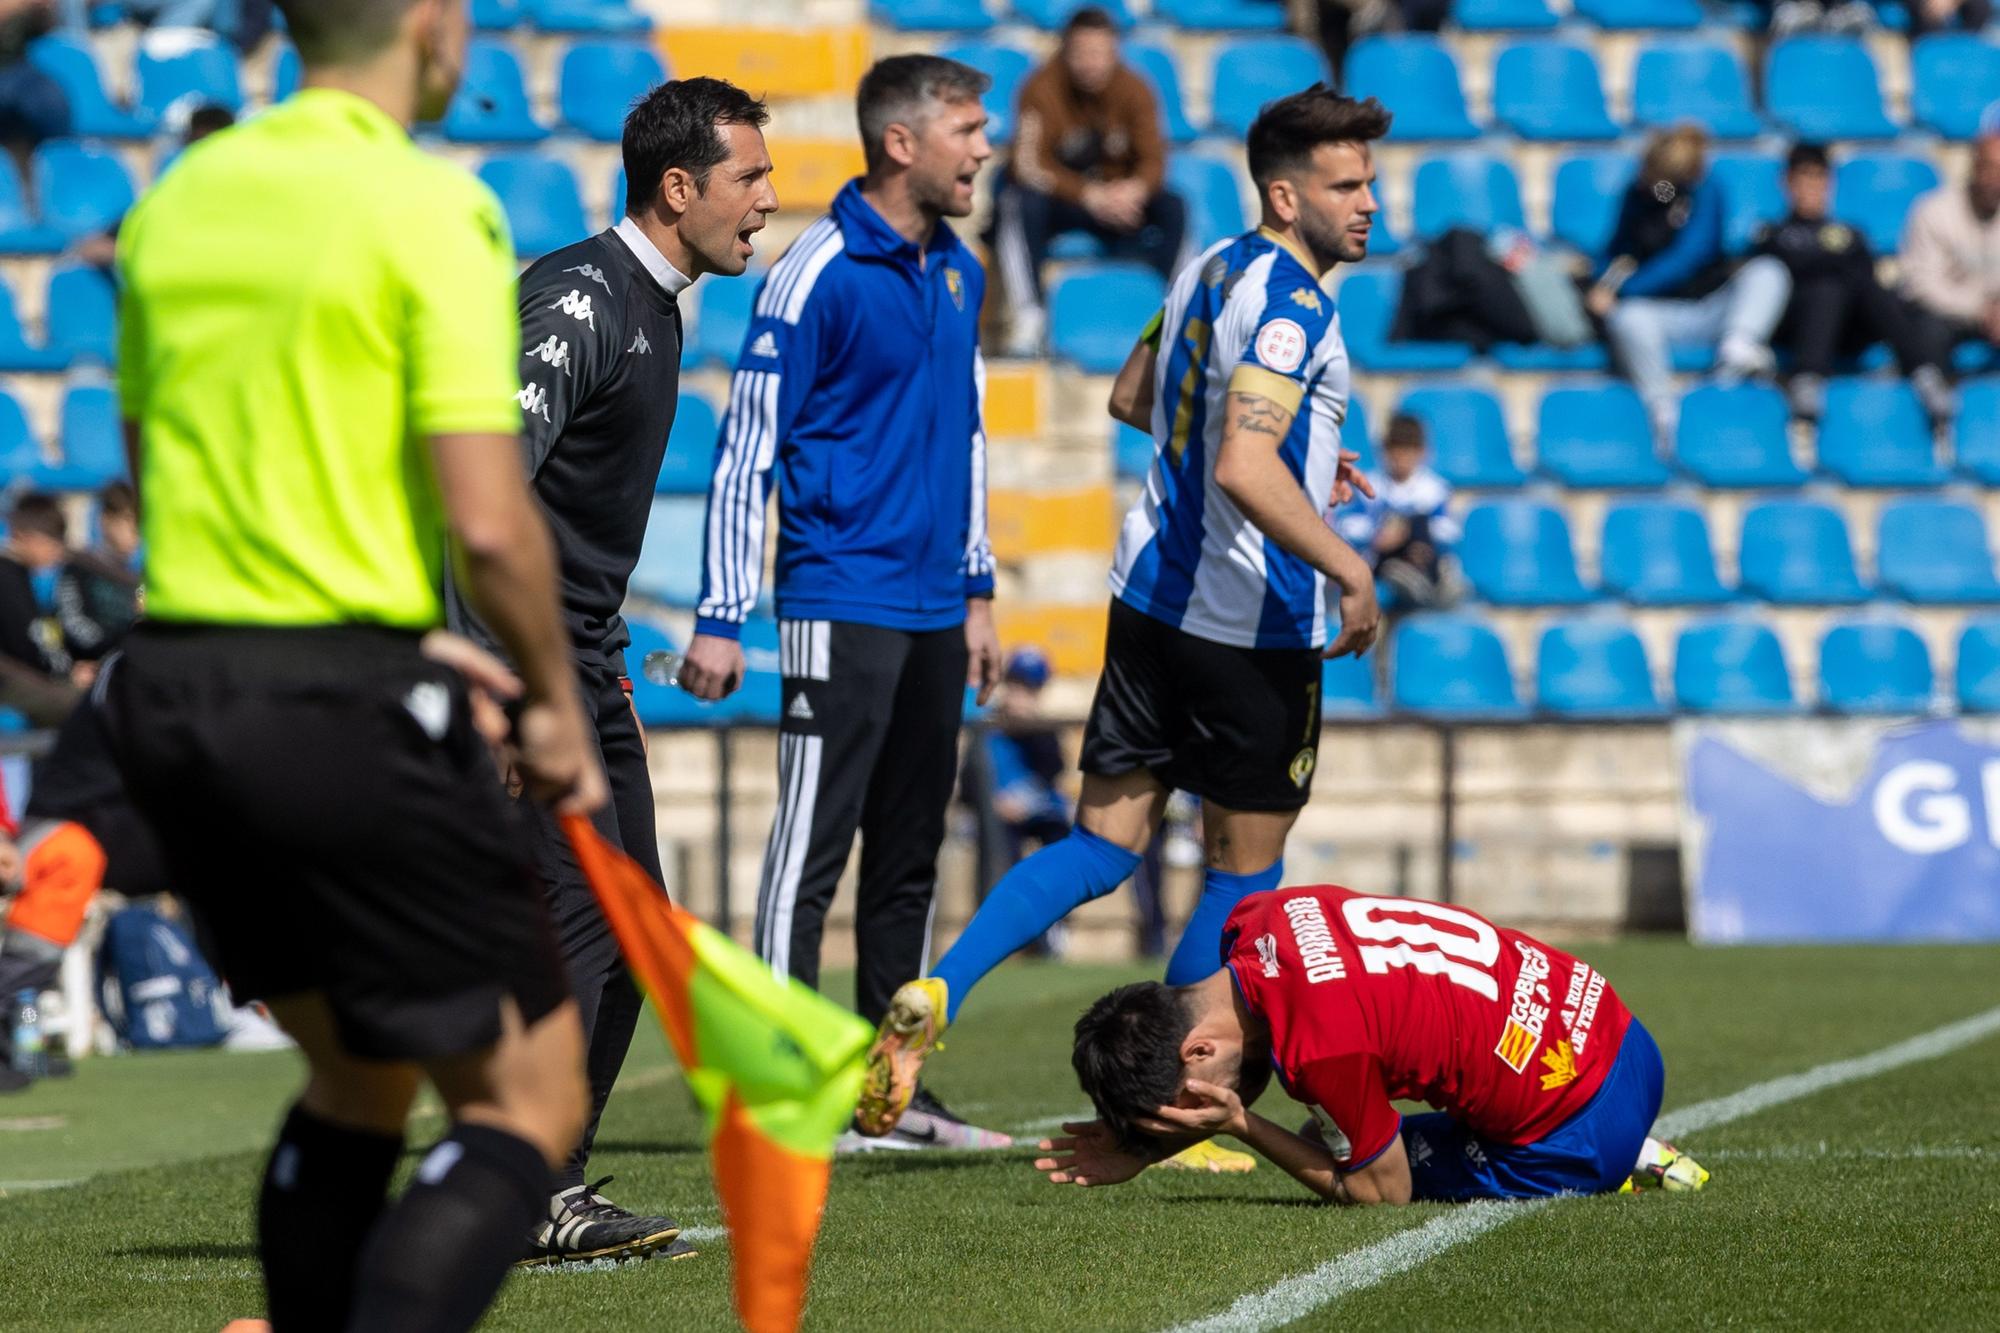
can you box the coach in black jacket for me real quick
[456,76,778,1266]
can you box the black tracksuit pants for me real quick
[526,664,660,1192]
[752,619,967,1027]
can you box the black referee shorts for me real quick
[101,624,568,1062]
[1080,599,1324,812]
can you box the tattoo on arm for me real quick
[1228,391,1289,439]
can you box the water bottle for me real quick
[11,988,45,1078]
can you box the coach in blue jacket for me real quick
[679,55,1011,1148]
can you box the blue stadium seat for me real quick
[1674,383,1805,487]
[560,41,665,142]
[1167,154,1244,250]
[941,42,1031,143]
[1877,499,2000,603]
[1817,380,1945,486]
[273,43,300,101]
[135,37,243,120]
[870,0,994,28]
[1010,0,1132,27]
[1411,152,1524,240]
[1832,153,1940,256]
[1049,263,1165,374]
[1537,383,1668,486]
[1631,40,1761,138]
[1114,420,1154,480]
[1956,377,2000,483]
[1956,618,2000,712]
[1707,153,1786,254]
[1342,392,1376,471]
[1492,42,1617,142]
[473,0,527,27]
[530,0,651,32]
[0,279,60,372]
[690,276,755,369]
[1398,383,1524,487]
[630,495,706,606]
[1537,619,1661,716]
[0,391,39,483]
[479,155,588,258]
[444,40,546,142]
[1459,500,1592,605]
[1766,38,1897,140]
[1453,0,1559,29]
[45,264,116,367]
[1336,269,1473,371]
[1819,621,1932,714]
[1346,36,1478,141]
[0,155,60,254]
[1490,339,1608,373]
[1129,44,1196,143]
[1738,499,1868,604]
[1321,650,1380,715]
[1912,34,2000,139]
[1211,37,1329,138]
[30,36,151,136]
[1155,0,1285,27]
[33,140,133,243]
[658,391,719,495]
[1550,153,1635,256]
[37,385,124,489]
[1392,612,1524,716]
[1675,619,1796,713]
[1574,0,1701,27]
[1600,501,1732,604]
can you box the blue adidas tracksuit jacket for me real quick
[694,181,994,639]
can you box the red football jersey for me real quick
[1223,885,1632,1168]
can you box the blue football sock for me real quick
[1164,860,1284,985]
[933,826,1141,1021]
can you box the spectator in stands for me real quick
[1758,143,1955,425]
[0,492,72,684]
[1901,125,2000,371]
[1331,412,1460,610]
[1588,125,1792,446]
[992,6,1185,357]
[1765,0,1876,41]
[972,648,1072,869]
[60,0,233,43]
[0,0,69,171]
[55,481,140,669]
[1907,0,1991,38]
[1303,0,1448,92]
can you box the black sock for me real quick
[347,1123,551,1333]
[257,1103,404,1333]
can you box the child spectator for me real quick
[1332,412,1461,609]
[56,481,141,667]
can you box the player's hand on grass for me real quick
[966,597,1002,706]
[1329,448,1374,508]
[1034,1120,1152,1188]
[1142,1079,1249,1141]
[679,633,745,701]
[515,695,609,816]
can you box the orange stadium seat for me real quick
[658,26,870,99]
[987,485,1118,560]
[992,602,1109,677]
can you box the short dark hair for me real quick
[1385,412,1427,450]
[276,0,412,63]
[1787,142,1832,175]
[9,492,66,543]
[99,481,136,521]
[856,54,990,173]
[1246,85,1392,191]
[623,77,770,213]
[186,104,236,142]
[1063,4,1118,35]
[1072,982,1194,1151]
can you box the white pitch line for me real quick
[1012,1110,1097,1135]
[1161,1002,2000,1333]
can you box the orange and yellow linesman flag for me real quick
[562,814,872,1333]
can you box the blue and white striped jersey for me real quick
[1109,228,1352,650]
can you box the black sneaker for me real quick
[517,1176,682,1267]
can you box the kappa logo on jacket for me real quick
[549,290,596,330]
[563,262,610,292]
[528,335,571,374]
[627,329,652,355]
[515,382,551,421]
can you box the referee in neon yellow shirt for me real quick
[103,2,605,1328]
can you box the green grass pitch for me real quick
[4,940,1999,1331]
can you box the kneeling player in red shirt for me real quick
[1038,885,1707,1201]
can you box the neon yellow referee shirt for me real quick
[117,88,522,629]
